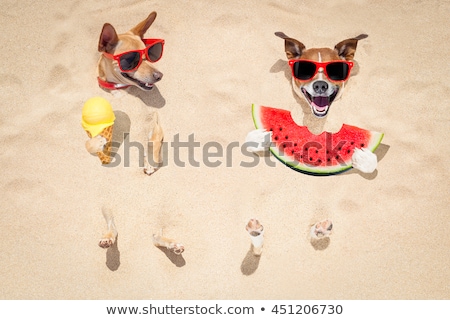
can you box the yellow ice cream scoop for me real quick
[81,96,115,137]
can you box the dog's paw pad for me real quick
[98,239,113,249]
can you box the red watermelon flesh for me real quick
[252,105,384,175]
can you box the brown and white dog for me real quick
[275,32,367,118]
[97,12,163,91]
[245,33,378,174]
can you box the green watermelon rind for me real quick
[251,104,384,176]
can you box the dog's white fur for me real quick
[246,219,264,256]
[152,233,184,255]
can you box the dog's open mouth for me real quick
[301,88,339,118]
[121,73,154,90]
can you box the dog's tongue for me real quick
[313,96,329,111]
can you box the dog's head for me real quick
[276,32,367,117]
[98,12,163,91]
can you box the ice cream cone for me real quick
[85,125,114,164]
[81,97,116,164]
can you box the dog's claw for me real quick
[352,148,377,173]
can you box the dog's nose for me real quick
[153,71,163,82]
[313,81,328,94]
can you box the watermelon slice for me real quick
[252,104,384,175]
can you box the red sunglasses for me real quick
[288,59,354,82]
[102,39,165,72]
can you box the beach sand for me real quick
[0,0,449,299]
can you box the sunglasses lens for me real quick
[119,52,140,71]
[326,62,349,81]
[293,61,317,80]
[147,42,163,62]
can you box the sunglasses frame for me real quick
[288,59,354,82]
[102,38,165,72]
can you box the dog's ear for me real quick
[130,11,157,38]
[334,34,368,60]
[98,23,119,53]
[275,32,305,60]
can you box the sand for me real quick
[0,0,449,300]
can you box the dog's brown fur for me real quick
[97,12,163,91]
[276,32,367,118]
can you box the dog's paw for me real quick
[352,148,377,173]
[99,208,117,249]
[98,238,114,249]
[167,243,185,255]
[143,165,159,176]
[246,219,264,256]
[85,135,107,153]
[310,219,333,240]
[246,218,264,236]
[152,234,185,255]
[245,129,272,153]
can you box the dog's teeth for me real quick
[145,83,153,87]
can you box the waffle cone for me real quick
[85,125,114,164]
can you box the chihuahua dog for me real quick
[275,32,367,118]
[97,11,163,91]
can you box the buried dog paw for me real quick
[352,148,377,173]
[245,129,272,153]
[310,219,333,240]
[98,208,118,249]
[143,165,159,176]
[85,135,107,153]
[152,234,184,255]
[246,218,264,256]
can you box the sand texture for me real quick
[0,0,449,299]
